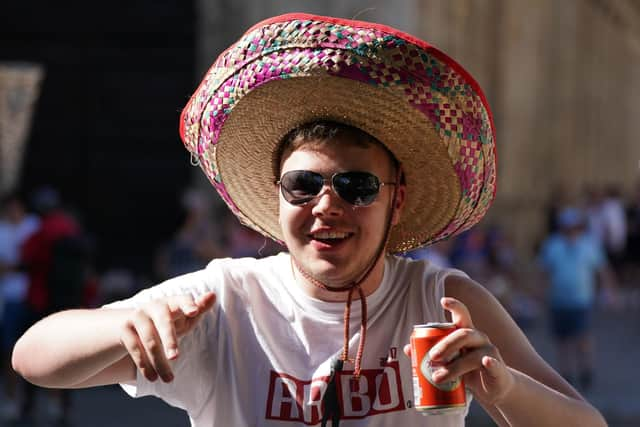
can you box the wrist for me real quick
[492,366,517,408]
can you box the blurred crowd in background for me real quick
[1,177,639,424]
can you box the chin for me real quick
[305,259,358,285]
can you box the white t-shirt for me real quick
[108,253,471,426]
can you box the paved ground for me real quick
[1,299,638,426]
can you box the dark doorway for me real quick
[1,1,196,274]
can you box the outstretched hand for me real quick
[404,297,515,405]
[119,292,216,383]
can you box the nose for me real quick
[311,185,344,217]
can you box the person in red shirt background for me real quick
[20,187,90,424]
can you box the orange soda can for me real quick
[410,322,466,415]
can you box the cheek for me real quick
[278,200,290,231]
[353,208,385,232]
[278,202,304,234]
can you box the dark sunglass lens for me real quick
[334,172,380,206]
[280,171,323,204]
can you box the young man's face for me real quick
[278,137,405,288]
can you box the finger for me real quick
[149,303,180,361]
[120,320,158,382]
[432,347,497,384]
[403,343,411,357]
[133,310,174,383]
[480,356,515,403]
[441,297,474,328]
[180,292,216,334]
[168,295,199,318]
[429,328,489,362]
[169,292,216,319]
[195,291,216,312]
[482,355,502,380]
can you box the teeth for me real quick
[312,231,349,239]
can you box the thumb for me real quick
[196,291,216,310]
[403,344,411,358]
[482,356,501,379]
[480,356,513,399]
[179,292,216,334]
[184,291,216,318]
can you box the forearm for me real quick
[12,308,133,388]
[487,368,606,427]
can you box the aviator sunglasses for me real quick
[277,170,397,207]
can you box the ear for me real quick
[391,182,406,226]
[275,182,282,224]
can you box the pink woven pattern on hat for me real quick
[181,14,496,250]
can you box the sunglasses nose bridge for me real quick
[317,180,341,202]
[311,180,346,213]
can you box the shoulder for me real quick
[386,254,446,278]
[444,274,512,330]
[539,235,563,262]
[389,254,471,308]
[387,255,475,296]
[204,253,292,303]
[444,274,494,305]
[205,252,289,282]
[106,254,289,309]
[579,233,602,249]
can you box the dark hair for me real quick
[273,120,400,179]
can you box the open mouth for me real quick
[308,231,353,245]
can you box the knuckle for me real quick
[457,328,474,340]
[133,308,151,324]
[180,294,196,304]
[155,308,172,325]
[487,343,501,358]
[129,348,145,367]
[121,320,137,338]
[126,346,150,373]
[143,338,161,353]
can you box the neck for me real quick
[291,254,387,302]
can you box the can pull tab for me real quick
[321,358,343,427]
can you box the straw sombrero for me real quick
[180,13,497,253]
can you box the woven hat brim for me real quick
[214,75,460,253]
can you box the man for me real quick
[12,13,605,426]
[539,207,616,390]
